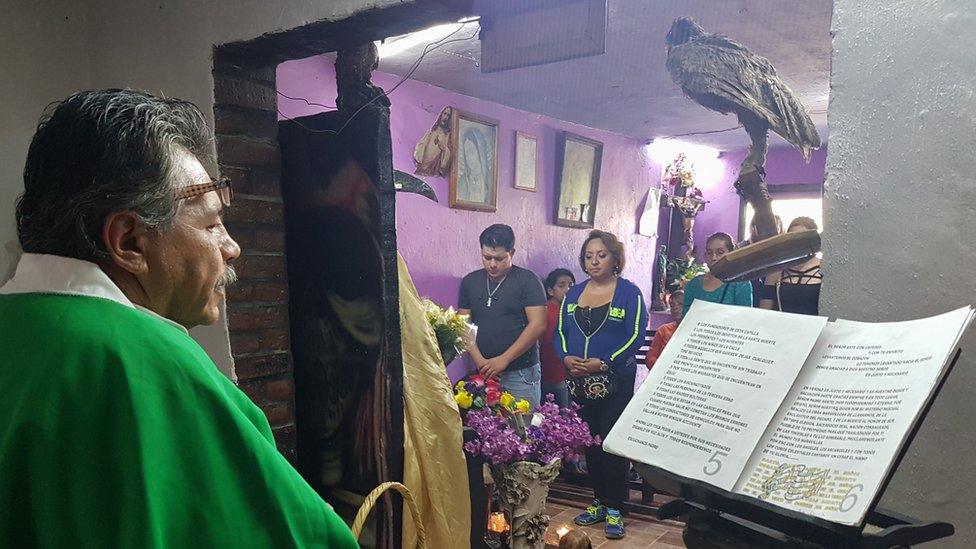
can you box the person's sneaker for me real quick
[605,508,625,539]
[573,500,607,526]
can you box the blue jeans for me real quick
[499,363,541,412]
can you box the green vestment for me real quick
[0,293,358,548]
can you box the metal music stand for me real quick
[634,349,962,548]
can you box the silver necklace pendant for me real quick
[486,273,507,309]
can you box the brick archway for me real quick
[210,2,472,547]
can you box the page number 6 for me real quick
[839,483,864,513]
[703,450,729,476]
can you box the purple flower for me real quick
[461,395,599,466]
[463,440,481,455]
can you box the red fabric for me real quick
[645,321,678,369]
[539,300,565,383]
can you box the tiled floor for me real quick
[542,501,686,548]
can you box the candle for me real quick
[488,511,509,534]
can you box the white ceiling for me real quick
[377,0,833,151]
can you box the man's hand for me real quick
[479,356,511,380]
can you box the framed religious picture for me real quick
[449,110,499,212]
[554,131,602,228]
[514,132,538,191]
[413,106,455,178]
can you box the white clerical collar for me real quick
[0,253,188,335]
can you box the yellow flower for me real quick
[455,391,473,409]
[516,400,530,414]
[499,392,515,409]
[455,380,466,392]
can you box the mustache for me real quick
[216,264,238,288]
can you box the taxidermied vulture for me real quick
[666,17,821,173]
[665,17,821,241]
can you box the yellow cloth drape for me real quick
[398,254,471,549]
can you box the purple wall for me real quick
[692,147,827,255]
[277,56,659,306]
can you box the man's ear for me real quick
[102,212,151,275]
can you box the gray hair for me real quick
[17,89,213,260]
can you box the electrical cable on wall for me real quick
[276,91,337,111]
[279,25,826,144]
[277,23,479,136]
[658,125,742,140]
[655,108,825,141]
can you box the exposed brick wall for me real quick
[212,54,297,460]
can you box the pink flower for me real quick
[485,385,501,406]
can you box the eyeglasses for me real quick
[174,177,233,206]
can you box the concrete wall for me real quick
[825,1,976,546]
[1,0,408,374]
[0,2,91,281]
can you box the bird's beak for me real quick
[393,170,438,202]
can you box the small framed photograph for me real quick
[554,131,603,228]
[449,110,499,212]
[514,132,538,191]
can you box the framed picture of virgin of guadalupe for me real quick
[554,131,602,228]
[449,110,499,212]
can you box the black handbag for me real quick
[567,356,636,403]
[567,370,617,402]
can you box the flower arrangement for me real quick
[421,298,471,365]
[662,153,696,189]
[454,375,598,466]
[666,256,708,291]
[663,153,705,201]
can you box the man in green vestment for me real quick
[0,90,359,548]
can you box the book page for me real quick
[604,301,828,490]
[734,306,975,525]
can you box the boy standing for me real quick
[539,268,576,407]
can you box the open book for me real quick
[604,301,974,526]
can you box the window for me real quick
[739,184,823,240]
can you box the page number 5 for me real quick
[703,450,729,476]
